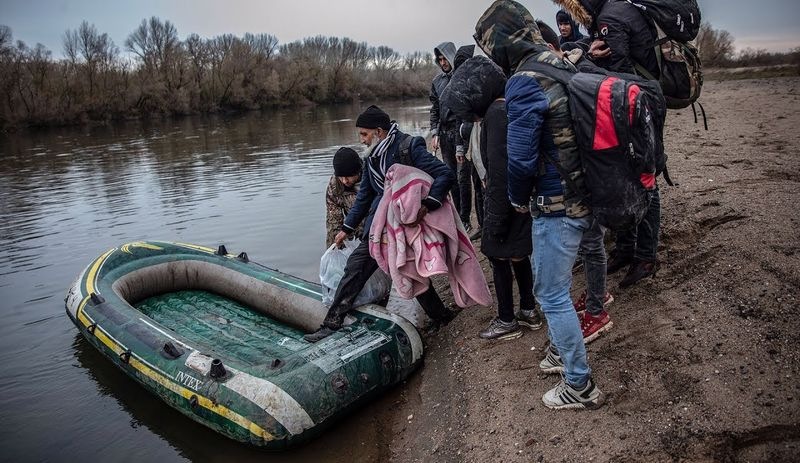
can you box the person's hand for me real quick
[589,39,611,59]
[407,205,429,227]
[431,135,440,152]
[514,205,529,214]
[334,230,348,248]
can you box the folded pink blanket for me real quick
[369,164,491,307]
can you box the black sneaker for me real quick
[517,308,543,330]
[619,259,657,288]
[479,318,523,340]
[303,326,337,343]
[607,251,633,275]
[542,377,604,410]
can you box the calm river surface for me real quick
[0,100,431,462]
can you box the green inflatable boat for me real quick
[65,241,422,449]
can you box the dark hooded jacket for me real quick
[441,56,531,258]
[429,42,458,136]
[474,0,588,218]
[556,9,585,46]
[555,0,659,78]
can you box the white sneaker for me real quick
[542,377,604,410]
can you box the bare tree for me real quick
[696,22,734,67]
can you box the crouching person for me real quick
[325,147,363,247]
[304,105,457,343]
[474,0,604,409]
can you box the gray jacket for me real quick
[429,41,457,136]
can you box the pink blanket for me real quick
[369,164,491,307]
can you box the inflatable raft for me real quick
[65,241,423,449]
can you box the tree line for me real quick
[0,18,439,129]
[696,22,800,68]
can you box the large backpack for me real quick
[527,62,664,231]
[627,0,704,112]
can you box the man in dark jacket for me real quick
[474,0,603,409]
[554,0,662,286]
[304,105,457,342]
[430,42,473,230]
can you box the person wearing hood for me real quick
[441,55,542,341]
[553,0,662,287]
[325,147,363,247]
[474,0,604,410]
[556,9,585,46]
[430,42,473,232]
[304,105,457,343]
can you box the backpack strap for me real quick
[395,134,414,166]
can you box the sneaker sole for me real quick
[542,396,605,410]
[518,320,543,330]
[539,365,564,375]
[583,321,614,344]
[479,330,523,341]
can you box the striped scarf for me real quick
[367,122,399,191]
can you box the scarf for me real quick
[367,122,399,191]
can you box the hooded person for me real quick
[429,41,473,232]
[554,0,663,287]
[441,55,542,341]
[304,105,457,343]
[555,9,585,46]
[474,0,604,410]
[553,0,659,78]
[325,147,363,247]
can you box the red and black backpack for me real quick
[527,62,666,231]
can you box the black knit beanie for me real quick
[355,105,391,130]
[333,147,362,177]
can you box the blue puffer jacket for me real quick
[474,0,589,218]
[343,132,455,239]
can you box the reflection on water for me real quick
[0,100,430,461]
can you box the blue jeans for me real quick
[532,215,592,387]
[616,186,660,262]
[579,218,607,316]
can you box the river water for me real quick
[0,100,432,462]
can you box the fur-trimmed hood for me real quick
[552,0,600,27]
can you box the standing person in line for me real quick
[304,105,456,343]
[442,55,543,341]
[474,0,604,409]
[452,44,484,240]
[325,147,363,247]
[430,41,474,232]
[553,0,662,288]
[537,20,614,342]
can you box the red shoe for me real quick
[580,310,613,344]
[573,291,614,315]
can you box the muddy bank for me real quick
[372,76,800,462]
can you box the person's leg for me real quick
[322,239,379,329]
[457,158,473,227]
[532,215,591,387]
[489,257,515,323]
[439,134,462,216]
[620,186,660,288]
[414,280,450,323]
[471,163,484,229]
[581,218,608,317]
[511,258,535,311]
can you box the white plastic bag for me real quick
[385,285,430,329]
[319,238,391,307]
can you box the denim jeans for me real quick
[616,186,660,262]
[532,215,592,387]
[579,218,607,316]
[440,131,472,226]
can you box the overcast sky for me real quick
[2,0,798,57]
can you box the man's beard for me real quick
[364,136,380,156]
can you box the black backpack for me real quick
[527,62,664,231]
[627,0,704,113]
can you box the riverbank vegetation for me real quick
[0,19,439,129]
